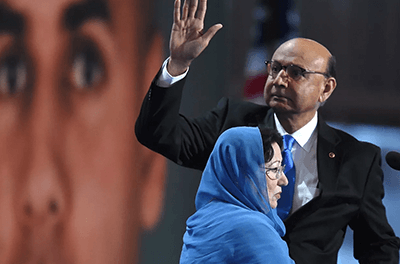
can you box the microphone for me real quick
[385,151,400,171]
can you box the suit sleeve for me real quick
[135,70,230,170]
[350,146,400,263]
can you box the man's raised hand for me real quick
[168,0,223,76]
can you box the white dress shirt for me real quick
[274,113,320,214]
[156,58,188,87]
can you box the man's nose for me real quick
[272,69,289,87]
[17,144,69,226]
[15,48,69,232]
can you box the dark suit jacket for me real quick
[135,72,400,264]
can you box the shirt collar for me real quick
[274,112,318,150]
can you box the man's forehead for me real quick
[272,39,329,68]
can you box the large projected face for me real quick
[0,0,165,263]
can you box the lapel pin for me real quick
[329,152,335,158]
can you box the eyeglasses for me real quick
[265,164,286,180]
[265,60,329,81]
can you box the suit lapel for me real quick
[316,115,342,195]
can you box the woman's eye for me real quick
[0,55,27,96]
[267,168,278,173]
[71,44,104,90]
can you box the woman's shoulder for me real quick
[217,206,277,235]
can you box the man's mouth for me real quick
[271,94,288,101]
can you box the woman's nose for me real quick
[279,172,289,187]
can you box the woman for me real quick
[179,126,294,263]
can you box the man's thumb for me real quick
[202,23,223,43]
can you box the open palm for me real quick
[168,0,223,75]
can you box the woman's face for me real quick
[265,142,289,209]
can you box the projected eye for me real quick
[0,55,27,96]
[71,43,104,90]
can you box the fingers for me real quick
[174,0,181,23]
[201,23,223,44]
[197,0,207,21]
[179,0,207,21]
[182,0,189,21]
[188,0,198,19]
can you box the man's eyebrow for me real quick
[64,0,110,31]
[0,3,24,35]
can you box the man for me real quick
[135,0,400,263]
[0,0,166,263]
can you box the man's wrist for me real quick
[156,57,189,88]
[167,58,189,76]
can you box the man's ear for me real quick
[319,77,337,103]
[139,31,166,230]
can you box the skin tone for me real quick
[265,142,289,209]
[0,0,165,263]
[263,38,337,134]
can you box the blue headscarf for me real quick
[180,127,294,264]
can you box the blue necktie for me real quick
[277,135,296,220]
